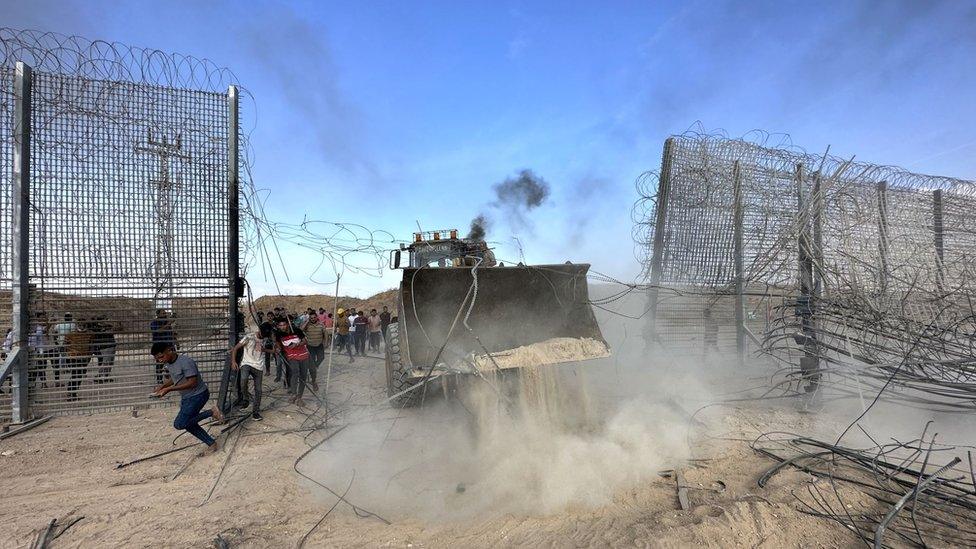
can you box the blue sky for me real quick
[7,0,976,297]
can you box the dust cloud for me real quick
[305,283,718,522]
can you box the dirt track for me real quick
[0,352,859,548]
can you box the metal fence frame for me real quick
[0,31,242,425]
[637,133,976,365]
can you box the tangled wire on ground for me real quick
[754,424,976,548]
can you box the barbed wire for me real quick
[634,127,976,411]
[0,27,399,419]
[0,27,398,296]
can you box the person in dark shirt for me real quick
[91,317,117,384]
[353,313,369,356]
[275,318,311,405]
[379,306,392,343]
[150,309,176,384]
[151,342,224,453]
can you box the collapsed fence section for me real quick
[635,131,976,408]
[0,29,243,424]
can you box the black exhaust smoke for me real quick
[467,169,550,240]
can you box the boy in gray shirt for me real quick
[151,342,224,453]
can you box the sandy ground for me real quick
[0,352,862,548]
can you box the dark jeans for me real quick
[369,332,381,352]
[240,365,263,413]
[335,334,353,359]
[174,388,215,446]
[354,331,367,355]
[233,347,245,402]
[94,344,116,378]
[284,357,309,397]
[66,356,90,400]
[275,354,293,389]
[308,344,324,383]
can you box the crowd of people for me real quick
[226,304,395,421]
[0,308,179,401]
[0,303,397,454]
[0,312,120,401]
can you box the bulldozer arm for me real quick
[397,263,609,374]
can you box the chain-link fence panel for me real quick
[0,66,13,421]
[635,131,976,407]
[1,29,242,423]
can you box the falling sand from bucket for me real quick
[471,337,610,372]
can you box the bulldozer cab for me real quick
[385,229,610,405]
[391,229,495,270]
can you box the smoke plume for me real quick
[467,214,490,240]
[492,169,550,211]
[467,169,551,240]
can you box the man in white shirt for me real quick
[229,322,275,421]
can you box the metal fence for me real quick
[635,132,976,373]
[0,29,241,424]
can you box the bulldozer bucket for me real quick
[397,263,609,373]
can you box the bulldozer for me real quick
[384,229,610,406]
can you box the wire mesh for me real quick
[0,29,240,422]
[635,130,976,408]
[0,66,13,420]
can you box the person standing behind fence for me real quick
[92,317,117,384]
[230,322,274,421]
[151,342,224,453]
[275,318,311,406]
[303,313,327,392]
[52,313,76,387]
[151,309,177,384]
[334,309,353,363]
[367,309,382,353]
[28,315,50,388]
[64,322,93,401]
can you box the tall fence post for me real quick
[933,189,945,294]
[732,160,746,365]
[877,180,889,294]
[796,163,820,395]
[218,85,240,413]
[812,173,824,290]
[11,62,32,423]
[645,137,675,355]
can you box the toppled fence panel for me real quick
[635,131,976,408]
